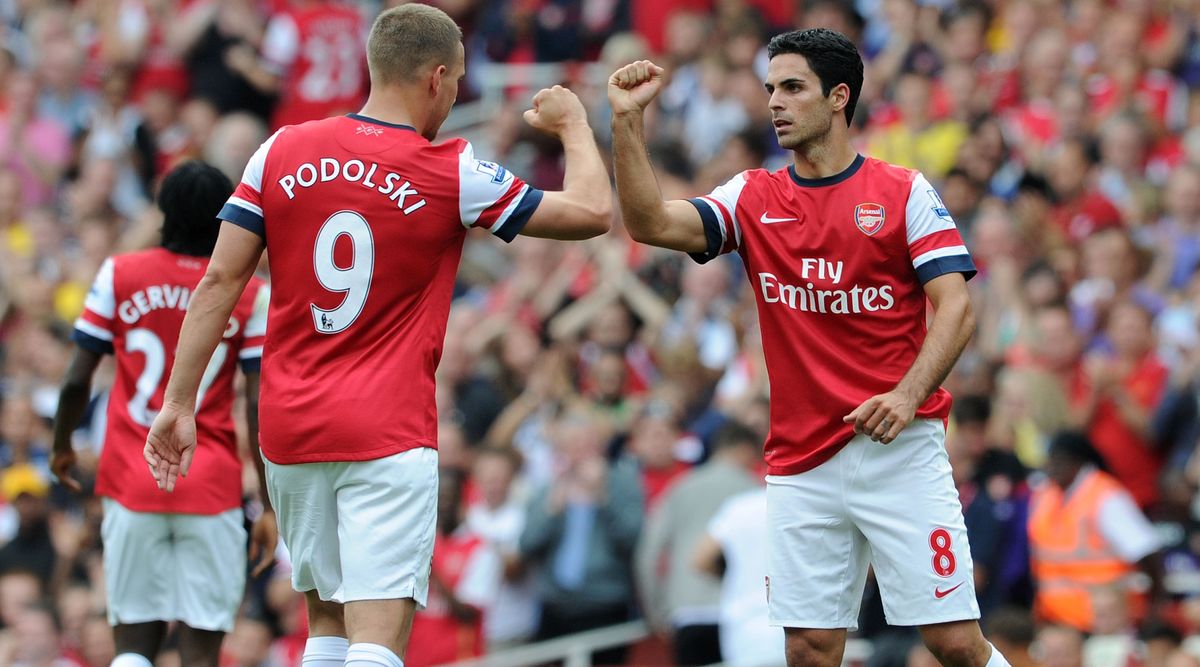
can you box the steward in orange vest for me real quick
[1028,432,1161,632]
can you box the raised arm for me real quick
[519,86,612,240]
[145,223,265,491]
[608,60,708,254]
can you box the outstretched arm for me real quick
[609,61,708,253]
[145,223,264,491]
[844,272,975,444]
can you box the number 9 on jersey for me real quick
[311,211,374,334]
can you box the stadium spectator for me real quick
[407,467,501,667]
[1029,431,1161,634]
[464,446,539,649]
[1032,624,1084,667]
[982,607,1037,667]
[519,404,643,664]
[694,486,785,667]
[635,420,761,665]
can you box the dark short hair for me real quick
[158,161,233,257]
[984,607,1036,646]
[712,420,762,452]
[952,394,991,427]
[1047,430,1106,469]
[767,28,864,125]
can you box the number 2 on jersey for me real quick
[311,211,374,334]
[126,329,227,427]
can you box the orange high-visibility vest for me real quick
[1029,469,1138,632]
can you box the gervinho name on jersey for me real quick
[278,158,428,214]
[117,284,193,324]
[759,256,896,314]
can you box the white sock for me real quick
[985,642,1013,667]
[345,642,404,667]
[111,654,154,667]
[303,636,350,667]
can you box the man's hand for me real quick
[523,85,589,137]
[50,449,81,493]
[607,60,665,116]
[144,401,197,492]
[249,510,278,577]
[843,390,919,444]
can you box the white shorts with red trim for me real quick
[765,418,980,629]
[265,446,438,605]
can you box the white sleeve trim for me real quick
[238,345,264,360]
[261,13,300,72]
[83,257,117,319]
[228,196,263,217]
[912,245,970,269]
[489,183,529,235]
[74,318,114,342]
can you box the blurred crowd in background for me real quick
[3,0,1200,665]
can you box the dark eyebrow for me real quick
[765,77,805,91]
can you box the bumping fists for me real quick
[524,85,589,136]
[607,60,665,115]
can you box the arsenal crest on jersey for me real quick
[855,203,886,235]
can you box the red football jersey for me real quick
[218,114,543,464]
[406,531,496,667]
[690,155,976,475]
[74,248,268,514]
[262,3,366,130]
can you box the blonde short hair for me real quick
[367,3,462,85]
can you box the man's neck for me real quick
[357,89,423,133]
[791,136,858,180]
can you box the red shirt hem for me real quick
[262,438,437,465]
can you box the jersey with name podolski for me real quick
[74,247,267,514]
[218,114,543,464]
[689,155,975,476]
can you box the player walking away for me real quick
[50,161,276,667]
[143,4,611,667]
[608,29,1011,667]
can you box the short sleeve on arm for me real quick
[218,129,285,239]
[239,282,269,373]
[906,173,977,284]
[687,171,748,265]
[73,257,117,355]
[457,141,543,243]
[260,13,300,75]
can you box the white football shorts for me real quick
[265,446,438,605]
[766,418,980,629]
[101,498,246,632]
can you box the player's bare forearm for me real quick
[845,273,974,443]
[51,348,102,491]
[894,275,976,406]
[521,87,611,240]
[163,224,264,409]
[52,349,102,456]
[611,112,707,253]
[244,372,271,512]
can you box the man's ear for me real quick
[829,82,850,113]
[430,64,447,97]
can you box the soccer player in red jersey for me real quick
[143,4,611,667]
[609,29,1011,667]
[259,0,367,130]
[51,161,275,667]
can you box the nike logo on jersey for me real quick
[934,583,963,599]
[760,213,797,224]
